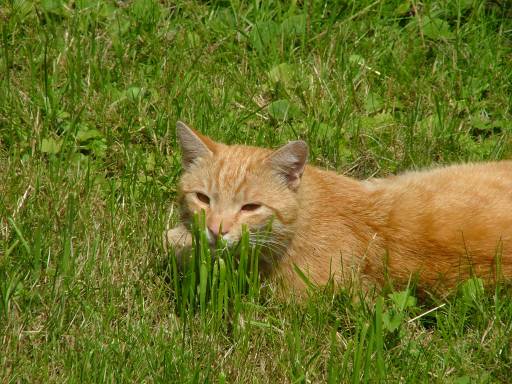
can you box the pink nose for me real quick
[206,215,233,240]
[208,225,229,238]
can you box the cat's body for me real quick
[165,122,512,295]
[274,161,512,293]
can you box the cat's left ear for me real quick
[268,140,308,190]
[176,121,217,169]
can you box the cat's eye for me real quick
[241,203,261,212]
[196,192,210,205]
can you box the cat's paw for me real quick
[163,225,192,253]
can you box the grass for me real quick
[1,0,512,382]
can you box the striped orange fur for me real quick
[165,122,512,295]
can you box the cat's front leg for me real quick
[163,224,193,261]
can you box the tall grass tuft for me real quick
[167,213,262,330]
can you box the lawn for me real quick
[1,0,512,382]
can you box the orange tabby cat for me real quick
[165,121,512,295]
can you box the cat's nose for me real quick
[207,225,229,239]
[206,214,233,243]
[206,216,233,242]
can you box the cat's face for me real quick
[176,122,308,253]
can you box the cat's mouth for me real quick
[199,225,282,257]
[206,230,269,250]
[205,231,236,248]
[203,233,240,254]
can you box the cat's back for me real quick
[368,160,512,228]
[365,161,512,286]
[367,160,512,191]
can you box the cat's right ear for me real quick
[176,121,217,169]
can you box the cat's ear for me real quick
[176,121,217,169]
[268,140,308,190]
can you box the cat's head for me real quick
[176,121,308,252]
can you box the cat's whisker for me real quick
[248,236,283,249]
[249,239,288,255]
